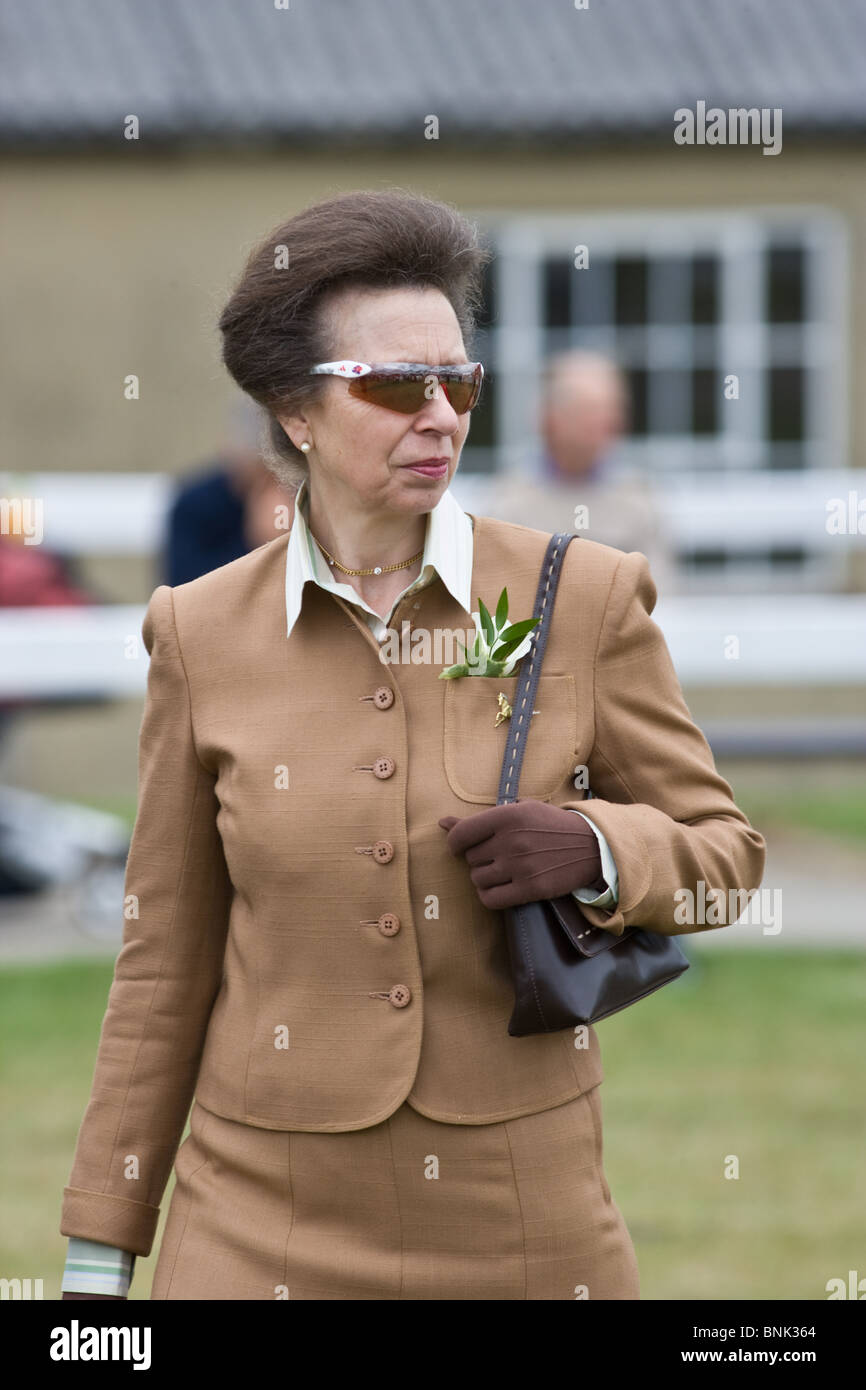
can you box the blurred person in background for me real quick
[487,349,676,593]
[0,531,108,895]
[0,535,93,609]
[539,349,628,484]
[161,396,296,586]
[0,528,94,741]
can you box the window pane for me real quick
[768,367,804,440]
[768,546,807,565]
[685,549,729,569]
[572,258,611,325]
[476,257,497,331]
[615,258,647,326]
[692,256,718,324]
[768,444,806,470]
[626,367,648,435]
[767,246,805,323]
[651,369,692,433]
[651,258,692,325]
[692,369,717,434]
[542,257,572,328]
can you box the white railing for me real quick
[1,470,864,707]
[1,595,865,700]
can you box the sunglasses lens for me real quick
[351,378,427,413]
[349,366,482,415]
[440,375,480,413]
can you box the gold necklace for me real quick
[312,534,424,577]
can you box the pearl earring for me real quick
[300,441,311,454]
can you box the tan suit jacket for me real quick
[60,513,765,1256]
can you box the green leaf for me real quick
[490,625,539,662]
[498,616,540,644]
[477,597,495,645]
[491,635,525,660]
[495,586,509,629]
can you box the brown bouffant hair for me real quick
[218,187,492,490]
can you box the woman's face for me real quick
[277,285,473,514]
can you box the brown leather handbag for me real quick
[498,532,690,1037]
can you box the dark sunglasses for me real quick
[308,360,484,415]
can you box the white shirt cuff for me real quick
[567,810,619,909]
[61,1237,134,1297]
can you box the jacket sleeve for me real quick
[59,584,233,1256]
[560,551,766,937]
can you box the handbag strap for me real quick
[497,532,578,805]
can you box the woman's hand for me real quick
[439,800,605,911]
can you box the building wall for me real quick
[4,142,865,481]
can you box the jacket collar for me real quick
[285,475,475,638]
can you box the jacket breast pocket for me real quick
[443,673,579,804]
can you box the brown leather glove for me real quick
[439,799,605,911]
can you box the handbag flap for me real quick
[547,893,640,957]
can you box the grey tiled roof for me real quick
[1,0,865,144]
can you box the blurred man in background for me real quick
[483,349,676,592]
[539,349,628,483]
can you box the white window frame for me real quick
[460,205,849,589]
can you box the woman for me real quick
[60,188,765,1301]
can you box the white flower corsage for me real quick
[438,587,540,681]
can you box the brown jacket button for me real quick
[372,756,395,779]
[372,840,394,863]
[388,984,411,1008]
[377,913,401,936]
[373,686,394,709]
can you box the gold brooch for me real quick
[495,692,539,727]
[494,691,513,726]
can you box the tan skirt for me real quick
[151,1087,640,1301]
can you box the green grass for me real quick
[597,948,866,1300]
[736,789,866,843]
[2,950,864,1301]
[719,763,866,846]
[71,795,138,830]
